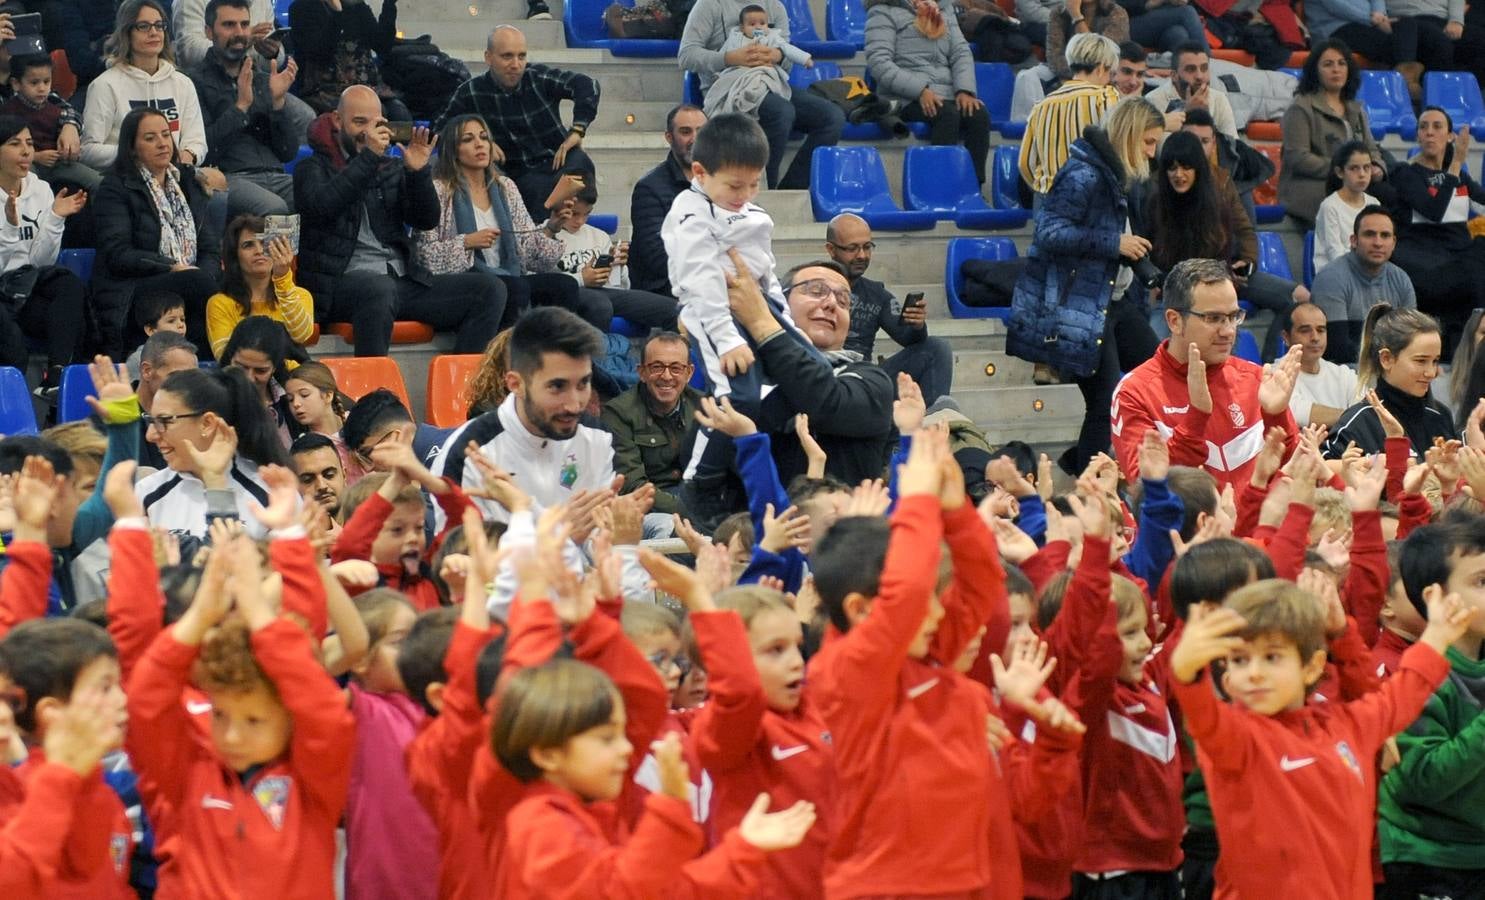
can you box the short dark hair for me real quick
[1162,258,1233,313]
[813,516,892,632]
[396,607,461,716]
[160,367,291,469]
[1298,38,1359,101]
[113,106,176,176]
[1169,537,1275,620]
[142,330,198,367]
[7,53,50,82]
[1173,41,1208,69]
[204,0,251,27]
[135,290,186,331]
[1399,519,1485,618]
[781,259,850,291]
[738,3,767,24]
[665,103,704,134]
[342,389,413,457]
[1182,107,1216,130]
[692,112,769,175]
[1353,203,1395,238]
[1117,41,1146,63]
[574,184,598,206]
[1167,465,1217,540]
[0,435,74,479]
[0,618,116,732]
[507,306,605,379]
[290,431,338,458]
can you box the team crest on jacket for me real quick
[560,453,579,489]
[110,832,129,873]
[1227,403,1245,428]
[253,776,292,829]
[1334,740,1363,782]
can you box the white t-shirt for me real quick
[1313,191,1378,272]
[1289,359,1360,427]
[472,203,502,270]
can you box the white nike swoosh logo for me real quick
[906,678,940,699]
[1280,755,1316,772]
[770,744,809,761]
[201,796,233,810]
[186,700,212,715]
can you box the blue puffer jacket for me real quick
[1006,126,1130,378]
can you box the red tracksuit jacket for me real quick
[1174,641,1450,899]
[0,750,132,900]
[690,608,836,899]
[0,540,50,637]
[125,617,356,899]
[331,480,474,610]
[1111,341,1298,490]
[808,495,1010,899]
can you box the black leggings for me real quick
[499,272,610,331]
[1070,297,1159,475]
[901,98,993,184]
[0,265,85,369]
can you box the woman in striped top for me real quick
[205,214,316,359]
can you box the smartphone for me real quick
[4,13,44,56]
[267,26,291,43]
[595,254,614,268]
[386,121,416,144]
[898,291,924,325]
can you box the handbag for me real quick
[0,265,39,312]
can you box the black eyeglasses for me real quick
[647,651,692,677]
[356,429,399,460]
[1182,309,1246,327]
[826,240,876,254]
[642,362,691,377]
[141,411,205,431]
[131,20,168,32]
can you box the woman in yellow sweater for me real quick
[206,214,315,359]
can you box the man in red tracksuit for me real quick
[1111,258,1300,490]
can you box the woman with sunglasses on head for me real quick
[134,364,294,539]
[81,0,208,170]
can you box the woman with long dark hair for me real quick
[134,364,294,538]
[91,106,221,358]
[414,114,606,329]
[206,214,316,359]
[220,315,309,449]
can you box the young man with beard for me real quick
[291,432,347,519]
[629,105,706,298]
[1310,205,1418,365]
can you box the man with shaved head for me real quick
[434,24,601,217]
[825,214,953,402]
[291,85,505,357]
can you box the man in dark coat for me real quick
[628,103,705,297]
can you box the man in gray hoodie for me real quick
[679,0,843,189]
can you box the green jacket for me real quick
[599,384,701,515]
[1378,646,1485,870]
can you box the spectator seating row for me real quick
[1249,69,1485,141]
[809,144,1026,229]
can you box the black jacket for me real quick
[1322,377,1460,459]
[847,275,927,359]
[287,0,397,69]
[292,112,440,316]
[186,49,302,173]
[628,153,690,296]
[754,332,896,486]
[91,165,222,357]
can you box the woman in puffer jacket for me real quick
[865,0,991,184]
[1008,98,1164,475]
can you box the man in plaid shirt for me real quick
[434,24,599,218]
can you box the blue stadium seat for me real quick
[58,248,93,282]
[1256,232,1294,280]
[1302,230,1314,287]
[275,0,292,27]
[57,364,93,424]
[0,367,36,436]
[589,214,619,234]
[809,146,938,229]
[285,143,312,174]
[565,0,680,56]
[683,70,702,105]
[779,0,856,58]
[1423,71,1485,139]
[609,317,649,338]
[826,0,867,49]
[902,146,1028,228]
[944,237,1017,319]
[989,144,1026,214]
[1359,70,1417,140]
[789,62,889,139]
[1233,330,1262,364]
[1279,67,1301,80]
[975,63,1024,138]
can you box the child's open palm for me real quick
[738,793,817,851]
[1065,485,1112,540]
[1170,604,1248,684]
[695,395,756,437]
[250,464,301,531]
[898,426,948,498]
[12,455,61,535]
[103,460,144,519]
[638,547,715,611]
[991,635,1056,710]
[1418,584,1478,654]
[653,732,690,801]
[759,503,810,554]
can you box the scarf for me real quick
[453,176,520,277]
[141,166,198,267]
[914,0,946,40]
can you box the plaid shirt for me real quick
[434,66,599,174]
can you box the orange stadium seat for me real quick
[425,354,482,428]
[320,356,411,410]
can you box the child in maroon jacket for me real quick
[1171,579,1474,898]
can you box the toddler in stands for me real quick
[705,5,813,117]
[0,54,100,192]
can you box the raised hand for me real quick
[1186,343,1213,414]
[671,513,709,558]
[1249,425,1288,488]
[267,56,298,105]
[738,793,817,851]
[795,413,827,478]
[401,127,437,171]
[1315,529,1353,573]
[51,187,87,218]
[185,420,239,490]
[987,455,1036,499]
[1037,452,1054,500]
[759,503,810,554]
[103,460,144,520]
[695,540,734,597]
[329,559,380,589]
[843,477,890,518]
[695,395,757,438]
[11,456,62,543]
[899,426,948,498]
[1169,514,1225,559]
[267,235,295,278]
[464,441,532,512]
[1366,389,1406,439]
[1066,477,1113,539]
[1137,428,1170,482]
[1417,583,1477,654]
[987,515,1037,564]
[226,535,273,630]
[1459,446,1485,500]
[1344,453,1387,511]
[653,731,689,801]
[174,532,236,645]
[1169,603,1248,683]
[250,464,301,530]
[42,688,124,777]
[1081,452,1120,498]
[1299,567,1347,638]
[638,547,715,612]
[990,634,1057,710]
[893,372,926,435]
[1258,345,1303,416]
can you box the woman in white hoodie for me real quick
[81,0,208,171]
[0,115,89,393]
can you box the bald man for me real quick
[292,86,506,357]
[433,25,600,218]
[824,214,954,403]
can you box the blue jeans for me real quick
[1129,5,1209,52]
[757,88,845,190]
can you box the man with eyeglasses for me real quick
[600,332,701,518]
[726,257,895,486]
[1310,205,1417,365]
[825,213,953,403]
[1111,258,1302,489]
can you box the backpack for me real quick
[380,37,470,120]
[808,77,909,137]
[604,0,682,38]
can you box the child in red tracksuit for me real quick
[0,617,132,899]
[1171,578,1472,899]
[807,428,1012,898]
[126,530,355,900]
[333,437,474,610]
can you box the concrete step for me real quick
[415,17,564,50]
[406,0,565,24]
[953,383,1086,447]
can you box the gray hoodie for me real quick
[679,0,795,91]
[864,0,976,104]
